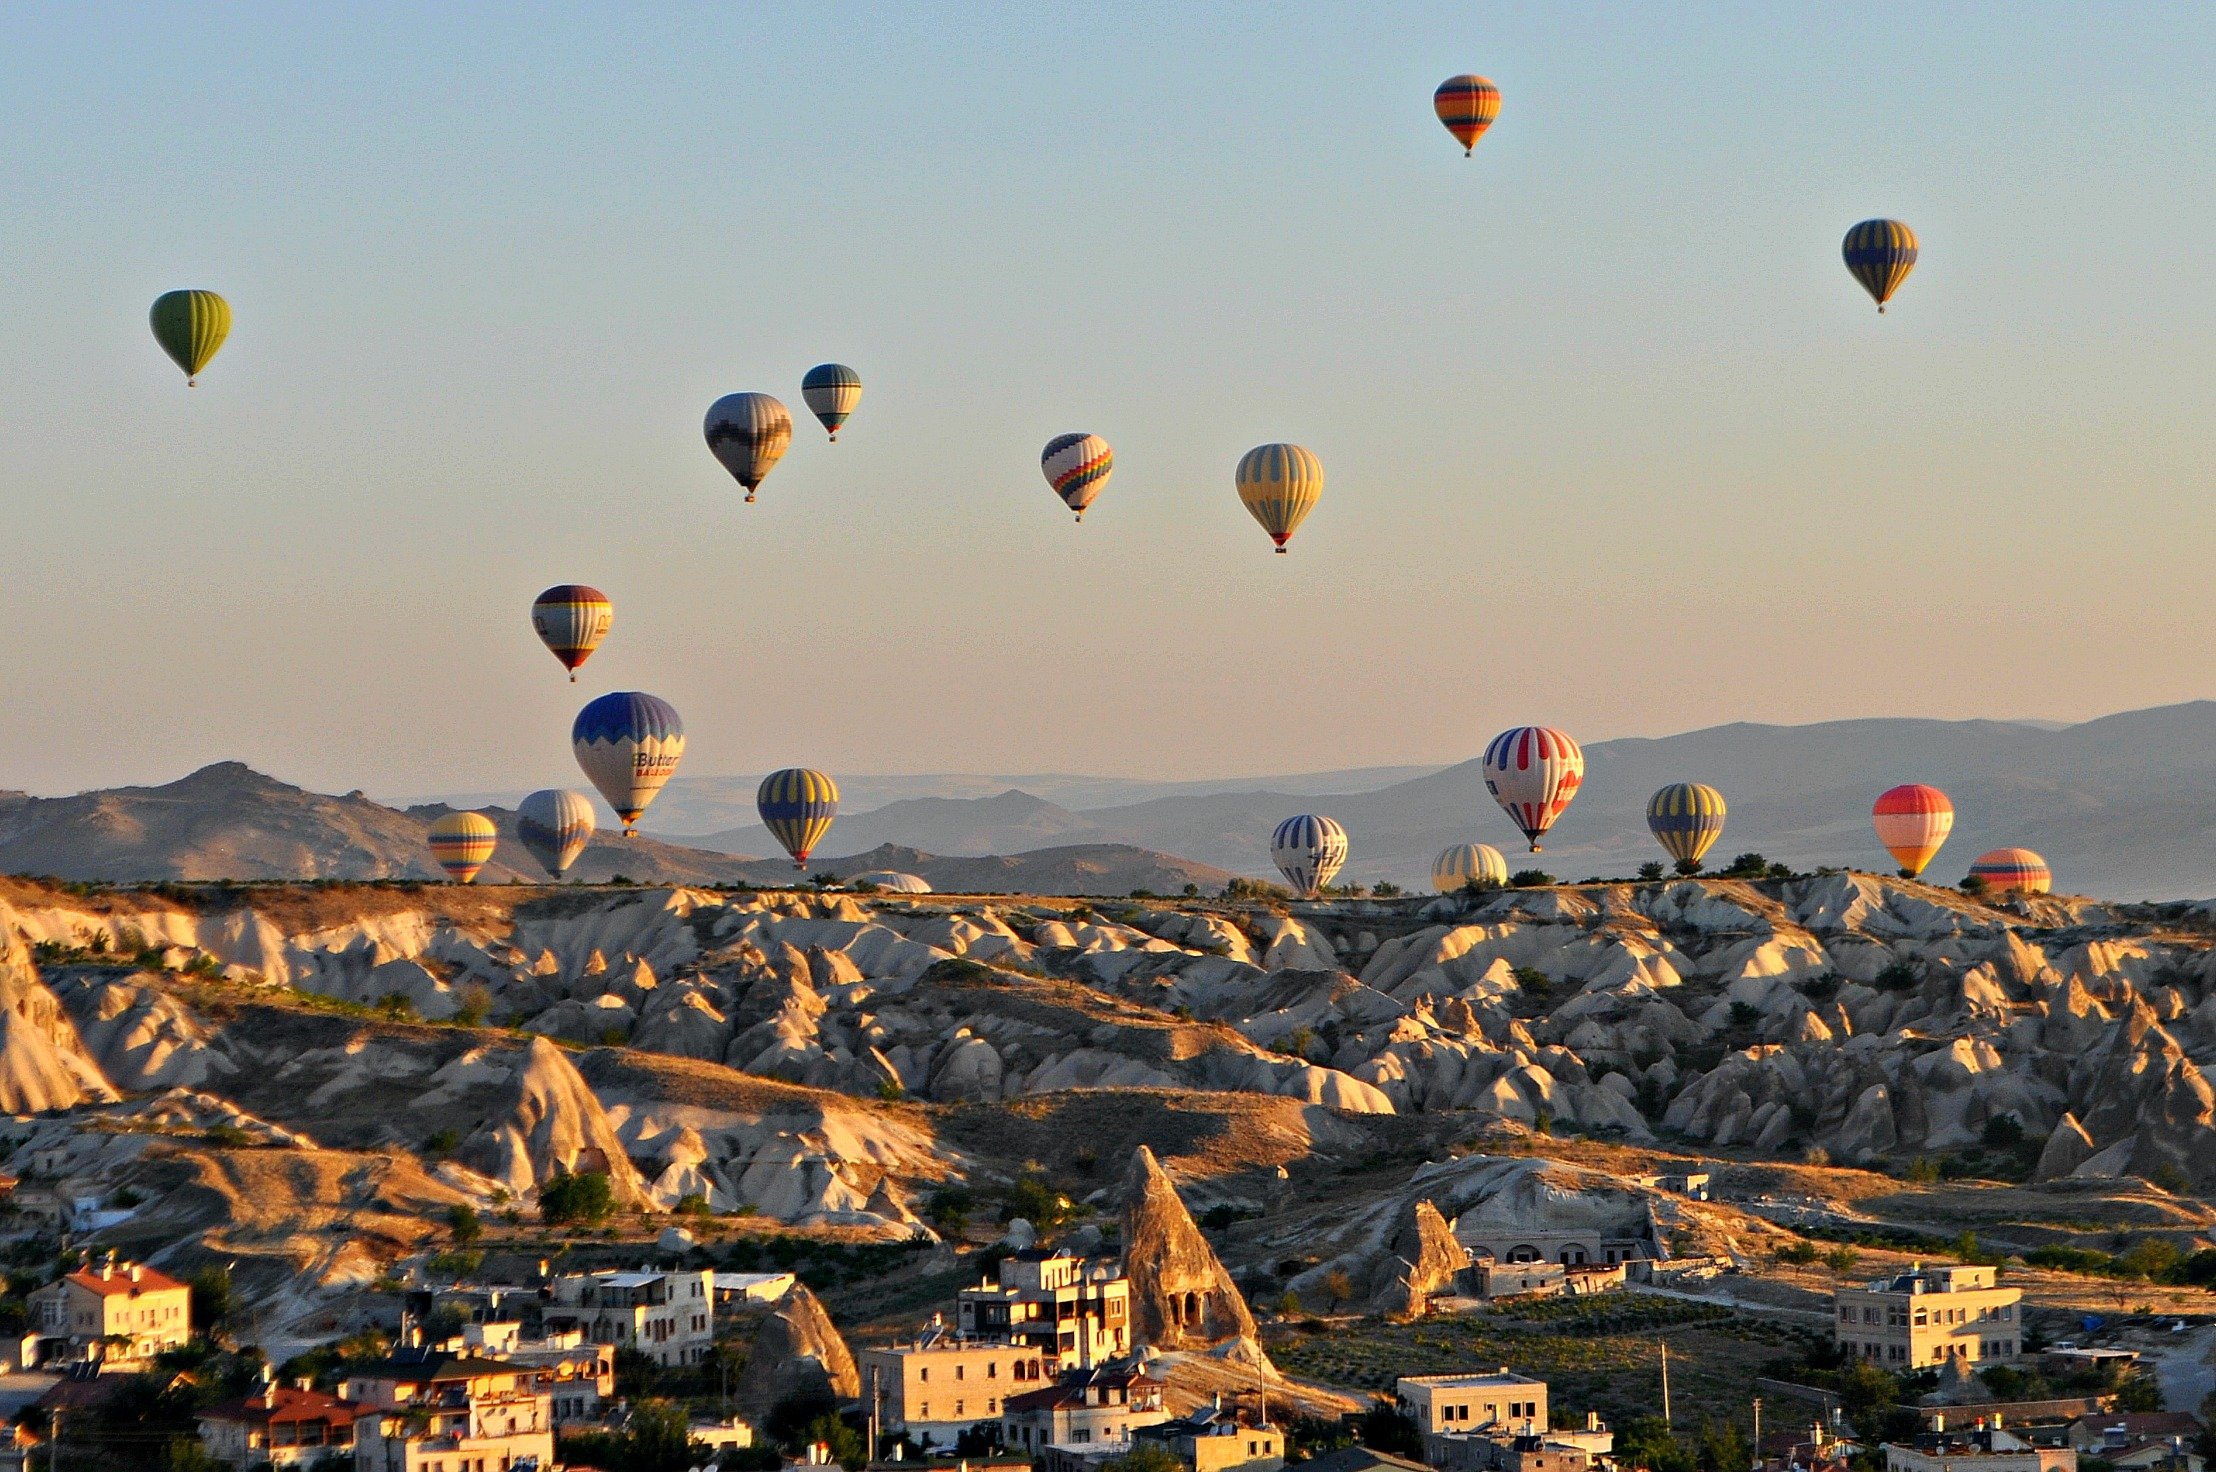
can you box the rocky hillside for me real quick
[1,871,2213,1343]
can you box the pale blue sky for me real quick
[1,3,2211,798]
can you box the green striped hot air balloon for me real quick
[150,290,232,386]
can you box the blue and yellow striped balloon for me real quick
[1842,219,1918,313]
[1646,782,1727,870]
[1236,443,1324,553]
[758,767,840,869]
[801,364,862,441]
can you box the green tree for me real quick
[189,1264,233,1332]
[455,983,494,1028]
[1722,852,1769,878]
[1618,1416,1696,1472]
[1354,1405,1422,1456]
[1373,882,1402,898]
[1105,1445,1185,1472]
[540,1170,615,1225]
[1696,1419,1748,1472]
[1837,1360,1901,1435]
[448,1204,482,1245]
[1509,869,1555,888]
[2114,1370,2164,1413]
[1824,1245,1861,1277]
[1638,862,1665,881]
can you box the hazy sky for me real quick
[3,3,2212,801]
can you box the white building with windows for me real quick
[544,1268,714,1367]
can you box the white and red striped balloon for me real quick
[1481,726,1584,852]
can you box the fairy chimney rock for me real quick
[1121,1145,1257,1350]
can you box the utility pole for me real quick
[49,1407,60,1472]
[1660,1342,1672,1429]
[1753,1397,1763,1471]
[867,1365,880,1464]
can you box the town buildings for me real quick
[856,1324,1047,1446]
[956,1249,1132,1371]
[1000,1363,1168,1455]
[543,1268,714,1368]
[196,1383,363,1468]
[28,1257,191,1367]
[1885,1427,2077,1472]
[1396,1373,1550,1435]
[340,1351,555,1472]
[1132,1400,1284,1472]
[1835,1265,2023,1368]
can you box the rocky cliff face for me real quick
[1122,1145,1258,1350]
[0,929,117,1111]
[1369,1198,1471,1319]
[456,1037,652,1208]
[729,1283,859,1420]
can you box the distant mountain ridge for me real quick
[0,764,1230,895]
[660,702,2216,899]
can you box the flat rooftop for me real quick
[1399,1372,1545,1390]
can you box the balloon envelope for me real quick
[1271,814,1348,898]
[518,789,597,877]
[1843,219,1918,311]
[1041,433,1113,521]
[704,393,794,501]
[150,290,231,385]
[427,811,498,884]
[1647,783,1728,868]
[1236,444,1323,552]
[1969,847,2050,896]
[573,692,685,834]
[801,364,862,441]
[1433,75,1501,155]
[1433,842,1508,894]
[531,585,613,681]
[1482,727,1585,852]
[1873,783,1954,877]
[758,768,840,869]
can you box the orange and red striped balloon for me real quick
[1873,784,1954,878]
[1434,75,1501,156]
[1968,848,2050,896]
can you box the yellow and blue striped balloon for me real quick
[1236,443,1324,553]
[427,811,498,884]
[801,364,862,441]
[1842,219,1917,313]
[758,767,840,869]
[1646,782,1727,870]
[150,290,231,386]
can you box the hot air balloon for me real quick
[1843,219,1918,313]
[150,290,231,386]
[1271,815,1348,898]
[757,768,840,870]
[703,393,794,502]
[1236,444,1323,553]
[1433,75,1501,156]
[1968,848,2050,896]
[1647,782,1728,872]
[573,692,685,836]
[801,364,862,441]
[1041,433,1113,522]
[1433,842,1509,895]
[1482,726,1584,852]
[517,788,596,877]
[1873,783,1953,878]
[530,585,613,682]
[427,811,498,884]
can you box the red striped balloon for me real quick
[1481,726,1584,852]
[1968,848,2050,896]
[1873,784,1954,878]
